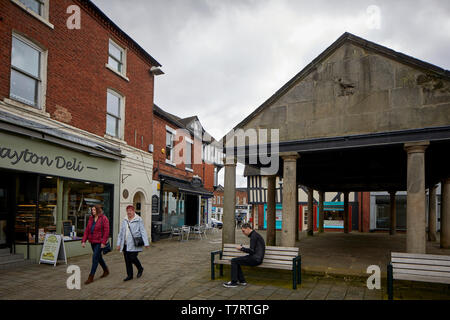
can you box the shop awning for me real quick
[0,109,124,160]
[162,177,213,197]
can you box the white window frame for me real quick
[11,0,54,29]
[106,38,129,81]
[8,32,48,114]
[105,89,125,141]
[165,125,175,166]
[185,137,193,172]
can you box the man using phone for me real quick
[223,223,266,288]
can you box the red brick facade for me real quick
[152,110,218,192]
[0,0,158,151]
[152,113,195,181]
[212,187,248,207]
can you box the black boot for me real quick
[137,268,144,278]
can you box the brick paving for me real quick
[0,229,449,300]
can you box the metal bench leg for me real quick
[298,256,302,285]
[387,263,393,300]
[220,264,224,277]
[292,258,297,290]
[211,253,215,280]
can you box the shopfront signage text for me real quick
[0,146,86,173]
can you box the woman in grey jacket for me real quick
[116,205,150,281]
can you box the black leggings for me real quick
[123,245,143,277]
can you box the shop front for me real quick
[0,130,121,262]
[261,202,354,232]
[154,175,213,237]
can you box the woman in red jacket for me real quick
[81,205,110,285]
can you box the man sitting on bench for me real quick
[223,223,266,288]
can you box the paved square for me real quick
[0,230,449,300]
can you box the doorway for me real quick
[184,194,199,226]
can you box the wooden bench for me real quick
[387,252,450,300]
[211,243,301,289]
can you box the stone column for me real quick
[389,191,397,235]
[428,185,437,242]
[318,191,325,233]
[266,175,277,246]
[281,153,299,247]
[441,179,450,249]
[222,157,236,246]
[404,141,429,254]
[343,191,349,233]
[307,187,314,236]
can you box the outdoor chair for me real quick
[170,227,182,241]
[181,226,190,241]
[191,225,204,240]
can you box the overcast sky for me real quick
[92,0,450,187]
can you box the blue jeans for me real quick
[90,243,107,276]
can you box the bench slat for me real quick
[222,250,298,258]
[392,258,450,267]
[224,244,298,252]
[215,259,293,270]
[393,268,450,278]
[392,263,450,273]
[222,253,296,261]
[220,256,293,265]
[393,273,450,284]
[392,252,450,261]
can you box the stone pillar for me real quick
[307,187,314,236]
[281,153,299,247]
[441,179,450,249]
[428,185,437,242]
[222,157,236,246]
[343,191,349,233]
[266,175,277,246]
[318,191,325,233]
[404,142,429,254]
[389,191,397,235]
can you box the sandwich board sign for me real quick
[39,234,67,266]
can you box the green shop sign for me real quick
[0,132,119,184]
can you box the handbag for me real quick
[126,220,145,247]
[100,216,112,254]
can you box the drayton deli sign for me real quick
[0,131,119,185]
[0,147,85,172]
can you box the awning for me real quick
[162,177,213,197]
[0,109,124,160]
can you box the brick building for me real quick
[0,0,162,261]
[212,186,250,223]
[151,105,223,237]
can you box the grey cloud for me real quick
[92,0,450,187]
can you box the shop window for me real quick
[375,195,407,230]
[106,90,123,138]
[162,187,184,232]
[10,34,45,108]
[14,174,39,243]
[63,180,113,239]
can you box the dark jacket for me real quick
[82,214,109,245]
[240,230,265,263]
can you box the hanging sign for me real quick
[39,234,67,267]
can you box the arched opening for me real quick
[133,192,145,217]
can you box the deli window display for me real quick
[14,174,57,244]
[64,180,113,238]
[12,173,114,244]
